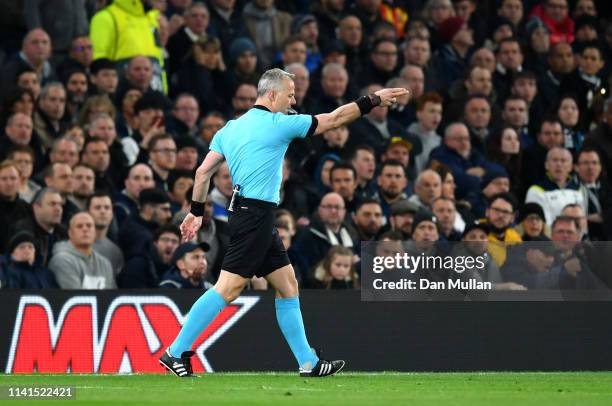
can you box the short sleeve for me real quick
[209,127,224,155]
[276,114,318,141]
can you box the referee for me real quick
[159,68,409,377]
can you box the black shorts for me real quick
[222,198,290,278]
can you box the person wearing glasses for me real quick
[484,192,522,267]
[145,133,177,192]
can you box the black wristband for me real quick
[355,94,382,115]
[190,201,205,216]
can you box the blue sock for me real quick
[275,297,319,370]
[169,288,226,356]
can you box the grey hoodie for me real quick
[49,241,117,289]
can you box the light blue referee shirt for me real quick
[209,106,317,204]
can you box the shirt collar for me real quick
[252,104,271,112]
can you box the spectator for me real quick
[229,83,257,118]
[159,241,214,289]
[308,246,358,289]
[350,145,378,200]
[497,0,524,31]
[469,47,496,73]
[275,35,307,69]
[574,148,609,240]
[351,198,383,242]
[485,192,522,267]
[329,161,360,215]
[3,231,58,288]
[127,92,166,164]
[336,15,365,78]
[123,56,158,94]
[118,187,171,259]
[174,136,199,171]
[80,137,115,193]
[486,125,523,197]
[11,188,67,266]
[88,113,130,187]
[70,163,96,210]
[377,160,409,223]
[168,170,194,213]
[90,1,164,92]
[529,0,574,45]
[526,147,585,225]
[167,2,211,76]
[63,69,88,123]
[492,37,523,102]
[538,42,574,108]
[210,161,233,222]
[560,203,588,240]
[408,169,442,210]
[429,122,493,199]
[0,29,56,102]
[445,65,495,124]
[431,16,474,93]
[118,223,180,288]
[467,164,510,219]
[0,161,32,253]
[48,137,79,169]
[113,163,155,224]
[462,94,494,154]
[23,0,88,61]
[7,147,41,204]
[42,162,80,226]
[172,37,226,114]
[242,0,292,69]
[432,196,462,241]
[356,38,398,88]
[381,135,422,184]
[521,117,564,190]
[510,71,543,132]
[167,94,200,138]
[311,63,350,114]
[516,202,548,240]
[291,14,321,73]
[290,192,356,276]
[386,198,419,239]
[89,58,119,96]
[0,87,36,128]
[556,95,584,152]
[197,111,226,152]
[56,36,93,80]
[33,82,67,150]
[207,0,248,56]
[524,17,550,75]
[402,35,431,72]
[284,63,312,114]
[49,212,116,289]
[223,37,259,101]
[560,42,607,126]
[410,92,443,174]
[0,112,44,169]
[87,191,124,275]
[500,96,530,149]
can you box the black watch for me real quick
[369,94,382,106]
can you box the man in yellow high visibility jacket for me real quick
[90,0,167,93]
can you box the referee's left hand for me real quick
[180,212,202,242]
[374,87,412,107]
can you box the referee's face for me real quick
[273,78,297,114]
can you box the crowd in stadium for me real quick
[0,0,611,291]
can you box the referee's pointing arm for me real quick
[181,68,411,241]
[313,87,411,135]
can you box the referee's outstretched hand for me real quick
[180,212,202,242]
[374,87,412,107]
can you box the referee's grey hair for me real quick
[257,68,295,97]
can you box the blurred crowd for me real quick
[1,0,612,291]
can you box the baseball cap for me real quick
[391,199,420,216]
[172,241,211,264]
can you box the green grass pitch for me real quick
[1,372,612,405]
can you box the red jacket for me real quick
[530,4,574,45]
